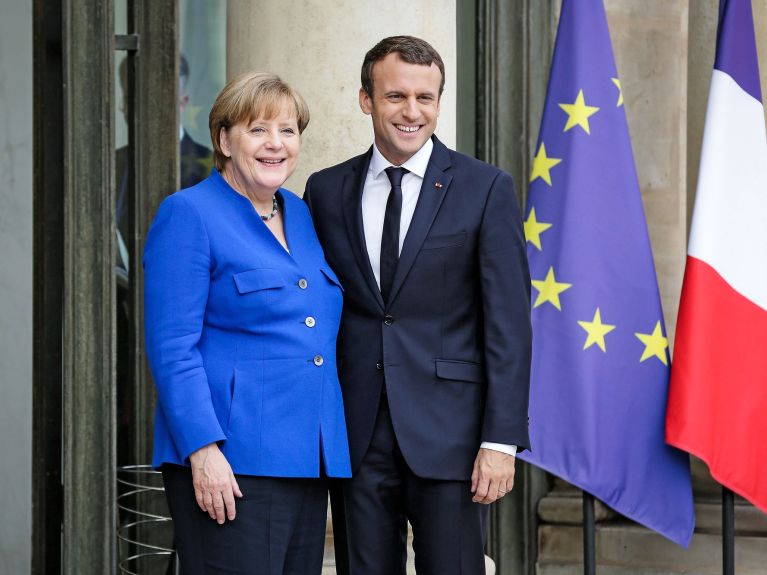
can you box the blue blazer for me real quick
[144,170,351,478]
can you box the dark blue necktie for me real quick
[380,167,408,304]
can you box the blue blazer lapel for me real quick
[387,137,452,307]
[342,149,385,310]
[280,190,307,263]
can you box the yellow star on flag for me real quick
[531,267,572,310]
[524,207,553,250]
[635,321,669,366]
[558,89,600,134]
[577,308,616,352]
[529,143,562,186]
[611,78,623,107]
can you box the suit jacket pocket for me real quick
[227,367,264,443]
[421,231,466,250]
[435,359,484,383]
[233,268,286,293]
[225,368,238,435]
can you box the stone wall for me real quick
[0,1,33,572]
[226,0,457,196]
[606,0,689,347]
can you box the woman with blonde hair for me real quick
[144,72,350,574]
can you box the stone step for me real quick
[537,487,767,574]
[538,522,766,575]
[322,527,496,574]
[539,491,767,533]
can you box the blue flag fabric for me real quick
[517,0,694,547]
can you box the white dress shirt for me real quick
[361,140,516,458]
[362,139,433,286]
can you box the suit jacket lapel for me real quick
[387,137,452,306]
[342,149,386,310]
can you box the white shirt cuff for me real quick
[480,442,517,457]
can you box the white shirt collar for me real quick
[369,137,434,180]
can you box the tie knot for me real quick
[385,166,409,188]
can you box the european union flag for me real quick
[517,0,694,546]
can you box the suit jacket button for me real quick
[305,316,316,328]
[298,278,308,289]
[313,355,324,366]
[383,315,394,325]
[376,362,383,370]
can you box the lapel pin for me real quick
[434,182,443,188]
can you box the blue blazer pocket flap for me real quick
[320,266,344,291]
[435,359,484,383]
[233,268,286,293]
[422,231,466,250]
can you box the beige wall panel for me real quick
[605,0,688,346]
[686,1,717,240]
[227,0,457,196]
[756,1,767,126]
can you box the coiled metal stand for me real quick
[117,465,178,574]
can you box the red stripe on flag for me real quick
[667,256,767,512]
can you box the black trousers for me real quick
[331,396,487,575]
[162,465,328,575]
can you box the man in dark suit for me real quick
[116,54,212,240]
[176,55,214,190]
[304,36,532,575]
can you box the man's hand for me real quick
[471,447,516,504]
[189,443,243,524]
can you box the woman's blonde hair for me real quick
[208,72,310,171]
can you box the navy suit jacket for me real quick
[304,136,532,480]
[144,170,351,478]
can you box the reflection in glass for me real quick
[179,0,225,189]
[115,50,132,469]
[115,0,127,36]
[178,54,214,189]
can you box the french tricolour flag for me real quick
[666,0,767,512]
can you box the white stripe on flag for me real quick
[688,69,767,312]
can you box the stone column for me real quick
[606,0,689,346]
[61,0,118,571]
[226,0,456,195]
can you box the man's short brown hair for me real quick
[361,36,445,97]
[208,72,310,171]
